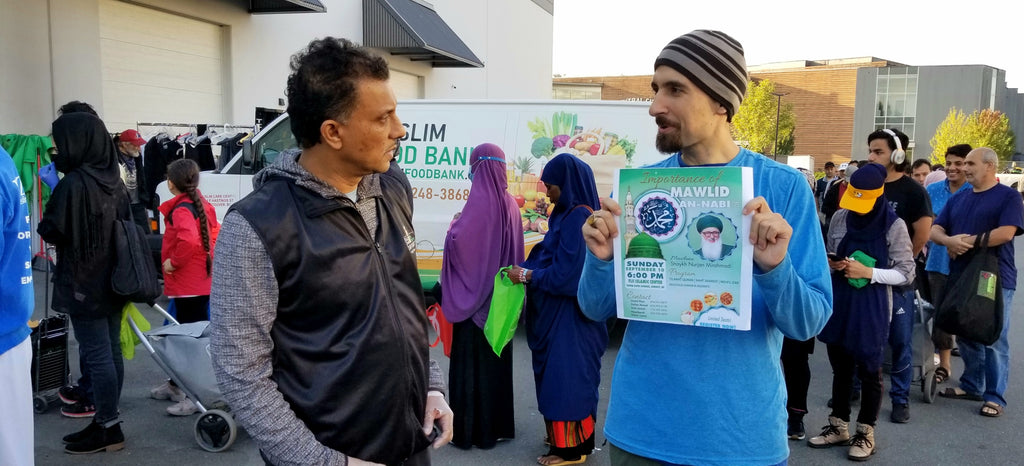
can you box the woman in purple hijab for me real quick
[510,153,608,465]
[440,143,524,449]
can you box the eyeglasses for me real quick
[700,230,720,238]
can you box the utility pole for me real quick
[772,92,789,160]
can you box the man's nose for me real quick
[649,93,667,116]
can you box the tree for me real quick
[929,108,1017,165]
[731,79,796,157]
[966,109,1016,160]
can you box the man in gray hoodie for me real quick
[210,37,452,466]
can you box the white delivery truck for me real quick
[157,100,661,290]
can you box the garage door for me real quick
[99,0,224,133]
[391,69,423,100]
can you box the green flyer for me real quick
[613,166,753,329]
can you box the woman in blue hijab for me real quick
[510,153,608,465]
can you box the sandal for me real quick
[537,454,587,465]
[934,367,950,384]
[980,401,1004,417]
[940,387,983,401]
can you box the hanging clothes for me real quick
[143,134,183,203]
[1,134,53,214]
[185,126,216,171]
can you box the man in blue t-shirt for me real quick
[577,30,832,465]
[924,143,972,381]
[0,145,35,465]
[932,147,1024,418]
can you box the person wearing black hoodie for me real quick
[38,112,130,455]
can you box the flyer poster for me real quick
[613,166,754,329]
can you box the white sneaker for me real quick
[151,380,186,402]
[167,398,198,416]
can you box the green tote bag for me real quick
[483,266,526,356]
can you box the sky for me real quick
[552,0,1023,90]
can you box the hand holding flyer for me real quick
[612,166,753,330]
[742,197,792,272]
[581,197,621,261]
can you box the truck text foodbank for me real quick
[397,123,471,180]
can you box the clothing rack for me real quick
[136,122,253,129]
[136,122,253,139]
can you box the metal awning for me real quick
[250,0,325,14]
[363,0,483,68]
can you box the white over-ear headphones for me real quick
[881,128,906,165]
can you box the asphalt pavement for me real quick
[30,240,1024,466]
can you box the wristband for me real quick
[520,268,529,283]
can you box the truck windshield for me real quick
[254,119,298,168]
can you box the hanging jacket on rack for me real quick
[1,134,53,214]
[185,125,216,171]
[143,134,183,203]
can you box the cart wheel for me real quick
[923,371,938,404]
[33,395,49,414]
[194,409,236,452]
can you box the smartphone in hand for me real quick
[827,253,843,262]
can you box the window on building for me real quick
[873,66,920,147]
[552,85,601,100]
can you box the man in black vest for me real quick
[209,38,452,466]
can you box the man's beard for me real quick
[701,237,723,260]
[656,132,683,154]
[655,116,683,154]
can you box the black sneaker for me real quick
[61,401,96,418]
[788,418,806,440]
[59,385,87,405]
[891,403,910,423]
[64,422,125,454]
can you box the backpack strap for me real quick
[166,201,198,226]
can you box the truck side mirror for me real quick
[241,139,254,172]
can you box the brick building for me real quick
[554,57,1024,171]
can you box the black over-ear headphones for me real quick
[881,128,906,165]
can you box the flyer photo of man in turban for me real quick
[693,214,735,260]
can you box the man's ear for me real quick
[320,119,345,150]
[716,103,728,117]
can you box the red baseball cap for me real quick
[119,129,147,147]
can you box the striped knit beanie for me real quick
[655,30,748,122]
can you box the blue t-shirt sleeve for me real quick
[998,189,1024,235]
[759,171,833,340]
[577,250,616,321]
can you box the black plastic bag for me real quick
[935,231,1003,346]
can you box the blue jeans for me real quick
[888,287,914,405]
[69,312,124,424]
[958,288,1014,407]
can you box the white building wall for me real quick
[425,0,553,99]
[0,0,553,135]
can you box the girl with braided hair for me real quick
[152,158,220,416]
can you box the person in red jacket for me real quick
[152,159,220,416]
